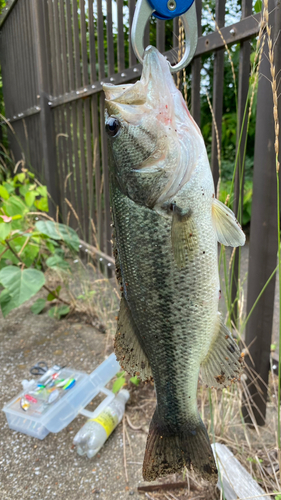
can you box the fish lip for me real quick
[103,83,133,101]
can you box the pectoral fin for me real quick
[200,314,244,388]
[171,206,197,269]
[212,198,245,247]
[115,297,152,381]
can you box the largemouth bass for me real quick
[103,46,245,484]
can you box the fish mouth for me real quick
[103,46,176,110]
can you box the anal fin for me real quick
[201,314,244,388]
[115,297,152,381]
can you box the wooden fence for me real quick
[0,0,280,423]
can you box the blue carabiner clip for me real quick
[147,0,194,20]
[131,0,198,73]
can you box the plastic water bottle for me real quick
[73,389,130,458]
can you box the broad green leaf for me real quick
[112,377,126,394]
[0,222,12,241]
[15,173,25,183]
[56,305,70,317]
[0,288,14,317]
[47,291,56,301]
[31,298,46,314]
[34,197,49,212]
[25,191,37,207]
[0,266,45,308]
[36,185,48,197]
[35,220,80,252]
[46,255,70,270]
[3,182,14,194]
[116,371,126,378]
[0,185,10,200]
[48,305,70,319]
[19,185,30,198]
[2,196,28,217]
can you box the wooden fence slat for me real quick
[80,0,91,241]
[156,19,165,54]
[80,0,89,86]
[210,0,226,193]
[53,0,68,222]
[60,0,74,225]
[72,0,84,233]
[117,0,125,71]
[31,0,60,218]
[89,0,102,244]
[129,0,137,67]
[97,0,106,80]
[59,0,69,93]
[72,0,82,89]
[17,2,26,112]
[191,0,202,126]
[48,0,57,96]
[65,0,76,218]
[173,17,179,50]
[106,0,115,75]
[100,94,112,256]
[93,95,103,251]
[24,1,36,108]
[88,0,97,82]
[243,0,281,425]
[43,0,53,97]
[71,101,83,235]
[231,0,252,325]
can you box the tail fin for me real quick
[143,411,217,484]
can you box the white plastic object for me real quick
[211,443,268,500]
[73,389,130,458]
[2,353,120,440]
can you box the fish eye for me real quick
[105,116,121,137]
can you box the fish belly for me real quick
[112,182,219,423]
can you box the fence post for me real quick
[31,0,60,219]
[242,0,281,425]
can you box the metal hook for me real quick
[131,0,198,73]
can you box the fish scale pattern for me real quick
[112,177,219,429]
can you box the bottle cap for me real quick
[117,389,130,403]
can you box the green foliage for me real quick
[31,298,47,315]
[0,168,79,317]
[48,304,70,319]
[219,180,253,226]
[0,266,45,317]
[112,371,141,393]
[35,220,80,252]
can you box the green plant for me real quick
[0,168,80,317]
[112,371,141,394]
[218,179,253,226]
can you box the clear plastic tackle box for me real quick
[2,353,120,440]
